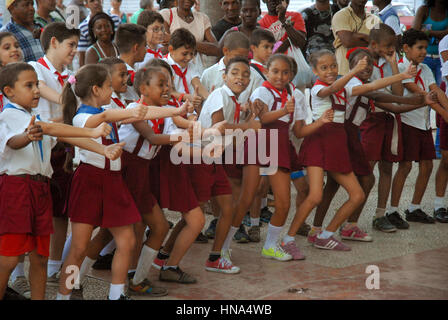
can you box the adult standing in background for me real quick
[1,0,44,62]
[331,0,380,75]
[373,0,402,36]
[212,0,242,41]
[413,0,448,86]
[301,0,342,56]
[130,0,154,24]
[34,0,65,29]
[157,0,178,10]
[110,0,128,24]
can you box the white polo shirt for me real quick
[103,92,127,110]
[439,35,448,95]
[135,46,164,70]
[118,102,165,160]
[344,77,371,126]
[123,62,140,102]
[73,106,121,171]
[399,56,435,130]
[0,102,57,177]
[310,81,352,124]
[164,53,201,95]
[28,56,73,122]
[370,56,395,94]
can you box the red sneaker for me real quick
[152,257,167,270]
[205,255,240,274]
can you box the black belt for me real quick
[9,174,49,183]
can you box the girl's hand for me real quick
[284,97,295,114]
[132,105,148,120]
[250,100,263,117]
[354,56,368,73]
[318,109,334,124]
[425,90,438,105]
[26,115,43,141]
[402,63,418,79]
[384,51,397,65]
[104,142,125,160]
[92,122,112,138]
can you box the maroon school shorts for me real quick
[401,123,436,161]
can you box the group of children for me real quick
[1,9,448,300]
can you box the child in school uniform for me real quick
[135,11,166,70]
[100,57,129,111]
[0,32,23,112]
[26,22,80,284]
[389,29,448,225]
[0,62,124,300]
[249,29,275,80]
[163,28,209,112]
[115,24,148,104]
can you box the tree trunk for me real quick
[199,0,224,26]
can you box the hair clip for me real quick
[68,75,77,85]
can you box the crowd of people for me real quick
[0,0,448,301]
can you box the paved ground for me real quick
[18,157,448,300]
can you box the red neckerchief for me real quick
[314,79,347,104]
[167,95,179,107]
[262,81,288,109]
[252,61,265,74]
[147,48,162,59]
[171,64,190,94]
[128,70,136,84]
[354,76,375,112]
[138,99,164,134]
[373,61,386,78]
[230,96,241,124]
[0,93,3,112]
[37,57,68,86]
[414,68,425,91]
[112,97,126,109]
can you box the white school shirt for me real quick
[379,4,402,36]
[73,108,121,171]
[0,102,57,177]
[250,59,266,73]
[201,57,265,104]
[0,94,10,112]
[370,56,395,94]
[164,53,201,95]
[344,77,371,126]
[123,62,140,102]
[103,92,127,110]
[250,85,307,124]
[310,83,352,124]
[118,102,165,160]
[134,46,164,70]
[199,85,246,129]
[399,56,435,130]
[28,56,73,122]
[439,35,448,95]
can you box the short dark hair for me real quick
[146,58,173,78]
[115,23,147,53]
[40,22,80,53]
[134,67,165,96]
[309,49,334,68]
[287,56,298,78]
[137,10,164,29]
[222,31,250,51]
[369,23,395,44]
[250,28,275,47]
[169,28,196,50]
[402,28,429,47]
[0,62,36,97]
[99,57,126,72]
[88,12,115,43]
[225,56,250,74]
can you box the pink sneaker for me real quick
[281,241,305,260]
[152,257,167,270]
[314,236,351,251]
[307,231,320,244]
[340,225,373,242]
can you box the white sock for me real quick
[264,223,283,250]
[222,226,238,252]
[61,234,72,263]
[434,197,445,211]
[108,283,125,300]
[317,230,334,239]
[132,245,157,284]
[387,206,398,214]
[250,217,260,227]
[261,198,267,209]
[11,262,25,282]
[100,240,116,256]
[47,259,62,277]
[56,292,71,300]
[375,207,386,218]
[408,203,420,213]
[282,235,295,244]
[78,257,96,285]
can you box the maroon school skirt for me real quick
[158,145,199,213]
[149,154,161,202]
[298,122,352,173]
[243,120,301,172]
[0,175,53,236]
[438,113,448,151]
[66,163,141,228]
[188,163,232,203]
[344,122,372,176]
[222,147,243,179]
[121,151,158,215]
[359,112,403,163]
[50,145,73,217]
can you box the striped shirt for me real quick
[77,13,121,53]
[0,21,44,62]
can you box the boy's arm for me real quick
[38,81,62,104]
[37,121,111,138]
[363,91,425,105]
[7,116,44,149]
[405,82,448,122]
[374,101,424,114]
[57,137,124,160]
[384,52,404,96]
[211,109,260,131]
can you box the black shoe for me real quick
[386,212,410,229]
[296,222,311,236]
[194,232,208,243]
[434,208,448,223]
[70,285,84,300]
[372,216,397,233]
[3,286,29,300]
[108,294,132,300]
[260,207,273,223]
[92,252,114,270]
[405,209,435,224]
[205,218,218,239]
[233,224,250,243]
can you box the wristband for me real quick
[178,94,185,103]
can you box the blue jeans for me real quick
[423,56,442,86]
